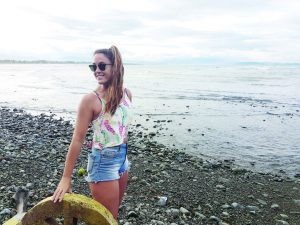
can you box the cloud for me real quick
[0,0,299,63]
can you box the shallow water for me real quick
[0,63,299,176]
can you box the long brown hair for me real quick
[94,45,124,115]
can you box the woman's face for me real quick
[92,53,113,86]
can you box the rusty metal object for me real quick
[4,193,117,225]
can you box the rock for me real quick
[279,214,289,219]
[0,208,11,215]
[7,185,17,192]
[218,178,230,183]
[51,149,57,154]
[276,220,290,225]
[216,184,226,190]
[130,176,138,182]
[232,168,247,174]
[151,220,164,225]
[293,199,300,206]
[26,183,33,189]
[257,199,267,205]
[248,194,255,199]
[273,177,283,182]
[195,212,206,219]
[231,202,241,208]
[205,203,213,210]
[294,173,300,178]
[221,211,230,217]
[149,132,156,137]
[271,203,280,209]
[127,211,138,218]
[166,208,180,217]
[179,207,189,214]
[246,205,259,212]
[221,204,231,209]
[208,216,221,223]
[156,196,168,206]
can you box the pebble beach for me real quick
[0,107,300,225]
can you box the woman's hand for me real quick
[52,176,72,203]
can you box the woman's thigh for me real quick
[89,180,120,218]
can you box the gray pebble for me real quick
[221,204,231,209]
[205,203,213,210]
[248,194,255,199]
[246,205,260,212]
[127,211,138,218]
[221,211,230,217]
[257,199,267,205]
[0,208,11,215]
[26,183,33,189]
[220,223,230,225]
[216,184,225,190]
[232,202,243,209]
[279,214,289,219]
[166,208,180,217]
[179,207,189,214]
[293,199,300,206]
[156,196,168,206]
[276,220,290,225]
[218,177,230,183]
[271,203,280,209]
[208,216,221,223]
[195,212,206,219]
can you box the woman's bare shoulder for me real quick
[79,92,98,106]
[125,88,133,102]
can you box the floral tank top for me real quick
[92,90,133,150]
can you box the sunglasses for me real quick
[89,63,113,72]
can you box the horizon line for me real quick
[0,59,299,66]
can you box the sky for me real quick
[0,0,299,64]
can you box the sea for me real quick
[0,63,299,177]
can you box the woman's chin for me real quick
[96,79,105,85]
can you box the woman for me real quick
[52,45,132,219]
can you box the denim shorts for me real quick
[85,143,130,183]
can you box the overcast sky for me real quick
[0,0,299,63]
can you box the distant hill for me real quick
[0,60,88,64]
[0,60,141,65]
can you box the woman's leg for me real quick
[119,171,129,205]
[89,180,120,219]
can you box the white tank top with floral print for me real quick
[91,90,133,150]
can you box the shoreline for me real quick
[1,103,299,179]
[0,107,299,224]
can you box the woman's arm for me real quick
[52,94,94,203]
